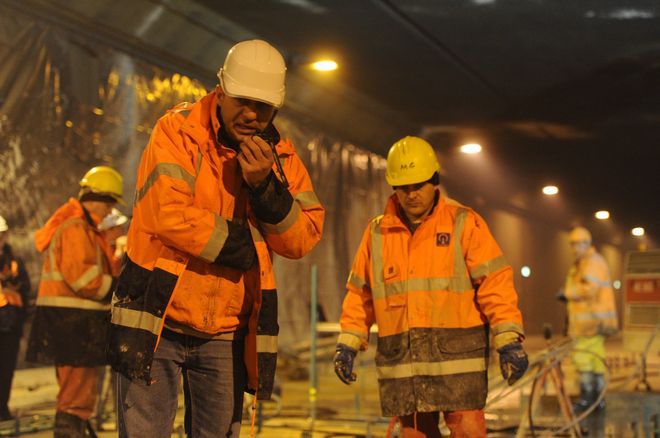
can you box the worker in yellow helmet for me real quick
[26,165,123,437]
[561,227,617,414]
[334,136,528,437]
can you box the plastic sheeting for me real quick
[0,5,391,345]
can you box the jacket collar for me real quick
[380,189,443,230]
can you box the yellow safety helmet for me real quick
[218,39,287,108]
[385,136,441,186]
[79,166,125,205]
[0,215,7,232]
[569,226,592,244]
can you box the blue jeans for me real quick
[117,329,246,437]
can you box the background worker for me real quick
[0,215,31,422]
[108,39,324,437]
[333,136,528,438]
[561,226,617,413]
[26,166,124,437]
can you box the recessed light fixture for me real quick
[595,210,610,220]
[311,60,338,71]
[631,227,645,237]
[521,266,531,278]
[460,143,482,154]
[542,185,559,196]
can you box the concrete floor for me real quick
[1,334,658,437]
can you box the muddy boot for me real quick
[54,411,86,438]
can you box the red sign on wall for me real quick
[625,277,660,304]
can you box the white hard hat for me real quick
[0,215,7,232]
[218,40,286,108]
[99,208,128,231]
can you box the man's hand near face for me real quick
[237,135,275,188]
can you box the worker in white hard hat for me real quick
[561,226,617,414]
[0,215,31,422]
[108,40,324,436]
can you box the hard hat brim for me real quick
[220,72,284,109]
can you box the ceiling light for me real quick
[460,143,482,154]
[595,210,610,220]
[521,266,531,278]
[631,227,645,237]
[542,185,559,196]
[311,60,338,71]
[613,280,621,290]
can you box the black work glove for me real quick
[555,289,567,303]
[333,343,357,385]
[497,341,528,385]
[214,220,257,271]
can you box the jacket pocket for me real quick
[383,263,405,308]
[436,327,488,355]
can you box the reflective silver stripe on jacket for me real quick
[369,208,472,301]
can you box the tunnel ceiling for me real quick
[7,0,660,240]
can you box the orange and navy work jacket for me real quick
[107,91,324,399]
[338,193,523,416]
[565,247,618,337]
[27,198,116,366]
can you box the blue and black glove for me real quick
[497,341,529,385]
[333,343,357,385]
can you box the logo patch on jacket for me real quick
[436,233,451,246]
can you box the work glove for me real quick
[497,341,529,385]
[555,289,567,303]
[333,343,357,385]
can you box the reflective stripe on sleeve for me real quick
[295,191,321,209]
[256,335,278,353]
[260,202,301,235]
[377,357,487,380]
[91,275,113,301]
[135,162,196,204]
[111,306,163,335]
[198,214,230,263]
[470,255,509,281]
[70,265,100,292]
[36,295,110,311]
[337,332,365,350]
[491,322,525,337]
[347,271,367,290]
[582,274,611,288]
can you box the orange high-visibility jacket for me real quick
[565,247,618,337]
[27,198,116,366]
[107,91,324,399]
[338,194,523,416]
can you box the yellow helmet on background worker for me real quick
[79,166,125,205]
[385,136,441,186]
[569,227,592,244]
[218,39,287,108]
[0,215,7,233]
